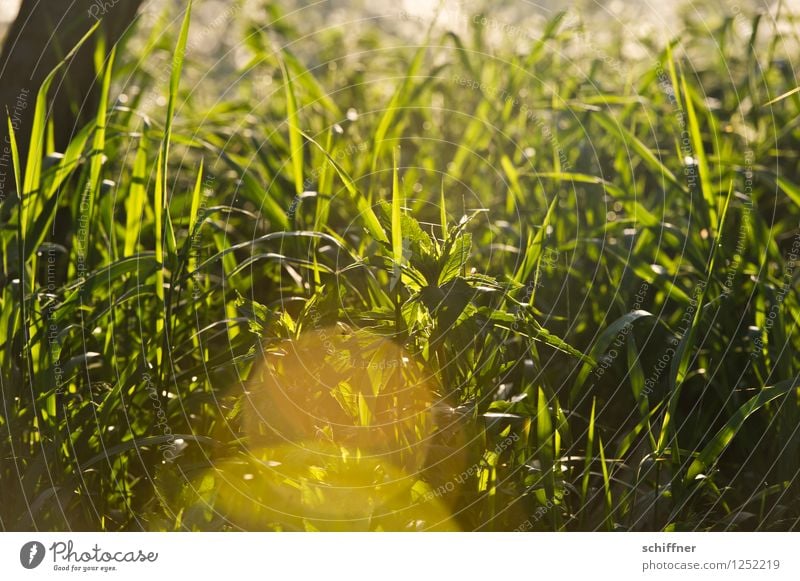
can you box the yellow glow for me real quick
[194,327,461,530]
[210,444,459,531]
[244,327,439,474]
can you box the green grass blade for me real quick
[189,159,204,235]
[369,44,427,195]
[581,397,596,506]
[598,436,613,530]
[439,178,448,241]
[23,21,101,197]
[301,129,387,243]
[686,378,800,482]
[124,137,148,257]
[593,111,683,192]
[82,45,116,257]
[680,72,718,229]
[391,148,403,265]
[279,55,304,196]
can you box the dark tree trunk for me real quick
[0,0,143,167]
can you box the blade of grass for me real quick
[124,138,149,258]
[279,55,304,196]
[580,397,597,508]
[369,44,428,198]
[391,148,403,266]
[686,378,800,481]
[680,71,718,230]
[155,0,192,368]
[598,436,613,530]
[301,129,387,244]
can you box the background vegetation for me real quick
[1,0,800,531]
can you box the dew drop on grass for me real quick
[346,108,359,121]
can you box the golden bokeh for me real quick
[206,326,460,530]
[244,326,439,473]
[210,443,459,531]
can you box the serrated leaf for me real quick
[439,233,471,285]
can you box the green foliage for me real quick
[1,2,799,532]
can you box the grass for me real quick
[1,1,799,531]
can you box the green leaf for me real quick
[593,111,684,192]
[301,130,387,243]
[188,159,204,236]
[124,137,148,258]
[686,378,800,481]
[571,310,653,400]
[775,175,800,207]
[391,148,403,265]
[85,45,116,250]
[438,233,471,285]
[280,55,304,195]
[369,43,427,191]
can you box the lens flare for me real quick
[210,443,458,531]
[180,326,461,530]
[244,327,438,469]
